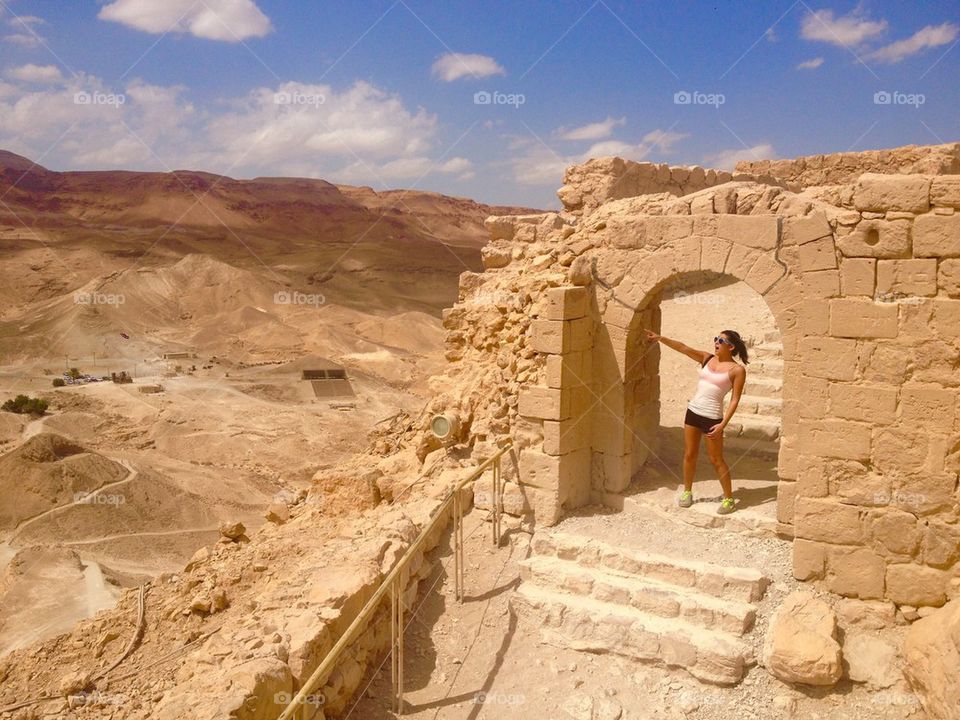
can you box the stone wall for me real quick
[557,157,797,216]
[437,162,960,611]
[735,142,960,189]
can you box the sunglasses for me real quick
[713,336,732,346]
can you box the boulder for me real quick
[903,598,960,720]
[842,632,901,688]
[763,591,842,686]
[219,520,246,541]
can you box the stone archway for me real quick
[584,220,801,529]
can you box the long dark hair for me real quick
[721,330,749,365]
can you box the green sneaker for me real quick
[678,490,693,508]
[717,497,736,515]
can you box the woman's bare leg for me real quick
[705,433,733,498]
[682,424,701,492]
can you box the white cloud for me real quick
[5,63,63,84]
[508,128,689,186]
[765,27,778,42]
[557,116,625,141]
[865,22,959,63]
[703,144,776,172]
[3,33,42,47]
[796,57,825,69]
[800,9,887,47]
[430,53,505,82]
[0,76,475,188]
[99,0,272,42]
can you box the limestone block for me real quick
[645,215,693,248]
[480,245,511,269]
[718,214,779,250]
[700,235,732,273]
[837,219,910,258]
[692,214,720,235]
[932,299,960,339]
[930,176,960,208]
[826,546,886,599]
[903,599,960,720]
[868,509,920,557]
[801,269,840,297]
[784,212,832,246]
[836,598,897,630]
[690,192,714,214]
[827,382,898,424]
[938,259,960,297]
[672,234,702,273]
[795,497,863,544]
[797,455,828,498]
[876,259,938,296]
[724,243,760,280]
[900,384,956,427]
[871,428,928,477]
[923,522,960,568]
[793,539,826,580]
[802,337,858,380]
[763,591,842,686]
[798,236,838,272]
[839,258,876,296]
[854,173,931,213]
[544,352,584,389]
[799,419,871,461]
[567,316,594,351]
[776,481,797,524]
[913,214,960,257]
[521,485,564,526]
[542,417,591,456]
[829,298,898,338]
[886,564,949,607]
[484,215,517,241]
[543,286,590,320]
[529,319,565,354]
[602,299,634,329]
[518,385,569,421]
[745,252,786,294]
[518,447,589,497]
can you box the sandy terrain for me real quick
[0,148,534,659]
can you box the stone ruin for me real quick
[425,143,960,612]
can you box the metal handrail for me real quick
[278,442,513,720]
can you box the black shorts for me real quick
[684,408,723,433]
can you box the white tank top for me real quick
[687,354,733,419]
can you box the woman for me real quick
[642,328,749,514]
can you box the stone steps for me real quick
[737,395,781,417]
[530,531,769,603]
[510,530,770,685]
[743,376,781,398]
[511,584,752,685]
[519,555,757,635]
[723,435,780,459]
[725,415,780,442]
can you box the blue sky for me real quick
[1,0,958,208]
